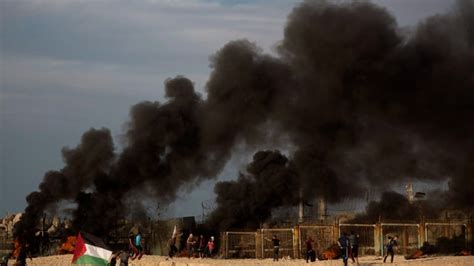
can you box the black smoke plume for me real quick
[15,0,474,238]
[210,0,474,228]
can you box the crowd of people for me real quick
[4,229,400,265]
[110,231,145,266]
[116,229,397,266]
[337,232,360,266]
[337,232,398,265]
[167,232,215,259]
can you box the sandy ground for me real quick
[7,254,474,266]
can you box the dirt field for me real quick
[8,254,473,266]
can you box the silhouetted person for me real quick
[272,235,280,261]
[305,236,315,263]
[118,250,130,266]
[128,232,138,259]
[198,235,206,258]
[338,232,350,266]
[349,231,359,265]
[168,236,178,258]
[383,235,398,263]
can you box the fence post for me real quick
[222,232,228,258]
[374,223,382,256]
[256,229,263,259]
[293,225,300,259]
[419,218,426,247]
[468,218,473,254]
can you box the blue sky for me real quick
[0,0,455,218]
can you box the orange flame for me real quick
[12,239,21,259]
[320,244,341,260]
[58,236,77,254]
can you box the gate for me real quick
[381,223,419,255]
[339,224,376,255]
[299,225,334,257]
[425,222,467,251]
[261,228,295,259]
[224,232,257,258]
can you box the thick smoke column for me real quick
[16,128,114,240]
[210,0,474,228]
[210,150,302,229]
[16,0,474,237]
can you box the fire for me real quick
[320,244,341,260]
[456,250,470,256]
[321,250,337,260]
[12,239,21,259]
[58,236,77,254]
[405,249,424,260]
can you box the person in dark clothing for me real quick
[338,233,350,266]
[198,235,206,258]
[118,250,130,266]
[271,235,280,262]
[168,236,178,258]
[349,231,359,265]
[383,235,398,263]
[305,236,315,263]
[128,232,138,259]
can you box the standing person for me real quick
[338,232,350,266]
[198,235,206,258]
[272,235,280,262]
[118,250,130,266]
[133,231,144,260]
[305,236,315,263]
[264,235,280,261]
[349,231,359,265]
[128,232,138,259]
[168,236,178,258]
[383,235,398,263]
[206,236,215,258]
[186,233,196,258]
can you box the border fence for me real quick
[222,220,472,259]
[339,224,376,255]
[299,225,335,256]
[380,223,420,255]
[224,232,257,258]
[261,228,295,259]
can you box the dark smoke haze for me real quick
[15,0,474,238]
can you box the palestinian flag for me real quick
[72,232,112,265]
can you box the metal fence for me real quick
[299,225,334,257]
[225,232,257,258]
[381,223,419,255]
[223,220,472,258]
[261,228,295,259]
[339,224,376,255]
[425,222,467,252]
